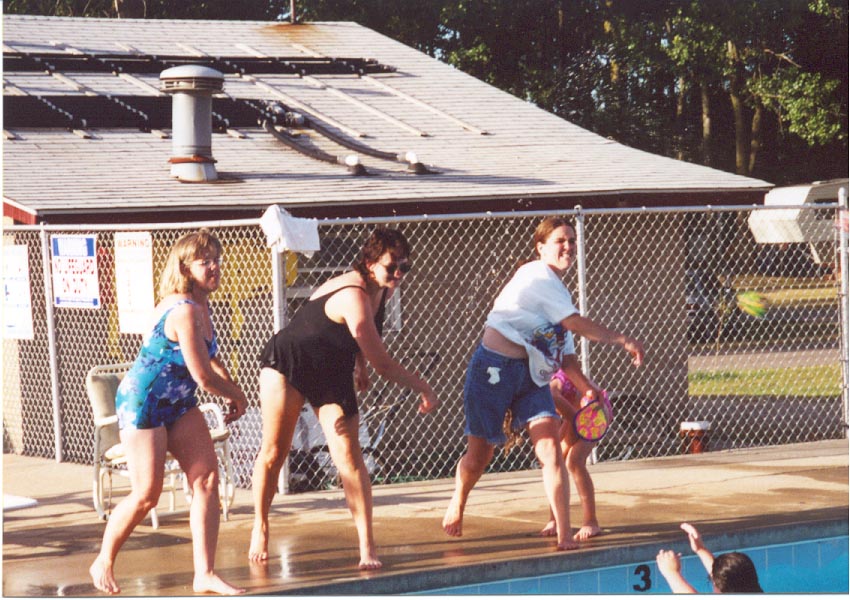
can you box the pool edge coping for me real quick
[279,517,849,595]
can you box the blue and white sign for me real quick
[51,234,100,308]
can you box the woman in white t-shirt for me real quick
[442,216,644,551]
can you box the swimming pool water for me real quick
[417,535,849,595]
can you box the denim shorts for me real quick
[463,343,559,445]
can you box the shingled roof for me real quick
[3,15,772,224]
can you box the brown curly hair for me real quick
[352,228,412,279]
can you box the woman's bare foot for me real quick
[358,555,383,570]
[248,522,269,562]
[193,572,245,595]
[442,494,464,537]
[90,556,120,594]
[573,523,602,541]
[358,539,383,570]
[557,539,580,551]
[539,519,557,537]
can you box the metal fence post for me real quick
[574,207,589,372]
[271,247,291,493]
[838,188,849,437]
[573,207,599,463]
[271,248,286,334]
[40,227,63,462]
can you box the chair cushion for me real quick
[86,374,123,419]
[209,428,230,443]
[103,443,126,463]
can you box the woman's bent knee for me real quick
[336,459,366,484]
[256,442,287,470]
[534,439,563,468]
[190,467,219,496]
[461,450,492,474]
[330,442,363,478]
[131,490,161,513]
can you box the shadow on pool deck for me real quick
[3,439,848,596]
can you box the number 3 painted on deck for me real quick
[633,564,652,592]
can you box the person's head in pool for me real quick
[711,551,763,593]
[656,523,763,594]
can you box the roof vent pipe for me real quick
[159,65,224,182]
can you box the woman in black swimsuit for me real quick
[249,228,439,570]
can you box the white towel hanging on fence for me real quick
[260,205,321,257]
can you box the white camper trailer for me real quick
[748,178,847,264]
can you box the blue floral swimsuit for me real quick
[116,299,217,430]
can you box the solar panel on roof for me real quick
[3,95,272,131]
[3,50,395,76]
[4,96,75,128]
[6,95,154,130]
[3,46,438,175]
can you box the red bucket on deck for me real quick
[680,421,711,454]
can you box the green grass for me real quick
[689,364,842,397]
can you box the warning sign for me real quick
[115,231,155,333]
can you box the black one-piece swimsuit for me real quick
[259,285,386,416]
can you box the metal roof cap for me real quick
[160,65,223,94]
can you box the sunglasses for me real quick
[193,257,223,268]
[383,261,412,276]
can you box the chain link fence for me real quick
[4,204,848,495]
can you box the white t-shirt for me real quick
[485,260,579,386]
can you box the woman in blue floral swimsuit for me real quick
[90,229,247,596]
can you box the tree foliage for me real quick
[6,0,847,184]
[5,0,113,17]
[4,0,286,19]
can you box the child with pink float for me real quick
[540,350,613,542]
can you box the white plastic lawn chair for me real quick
[85,362,235,529]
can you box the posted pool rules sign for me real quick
[114,231,155,333]
[51,234,101,308]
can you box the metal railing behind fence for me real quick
[4,203,848,492]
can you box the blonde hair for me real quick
[158,228,222,299]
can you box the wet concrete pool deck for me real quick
[3,439,847,596]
